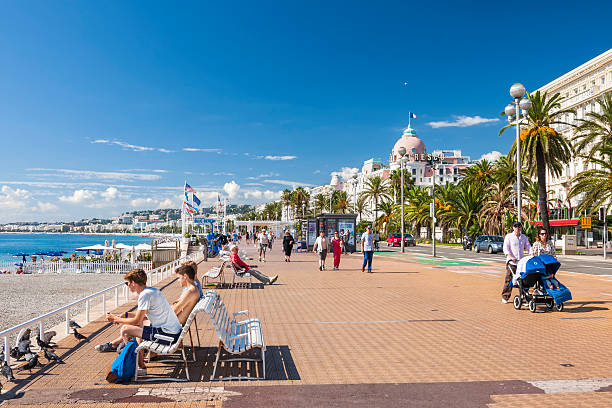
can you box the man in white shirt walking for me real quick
[501,221,531,303]
[361,225,374,273]
[313,231,329,271]
[257,230,269,262]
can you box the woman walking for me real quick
[331,231,342,270]
[283,231,294,262]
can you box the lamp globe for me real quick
[510,83,526,99]
[519,98,532,111]
[398,147,406,157]
[504,104,516,117]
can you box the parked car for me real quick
[473,235,504,254]
[387,233,416,247]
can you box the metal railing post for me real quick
[3,336,8,363]
[115,287,119,308]
[85,300,90,323]
[65,310,70,335]
[102,293,106,315]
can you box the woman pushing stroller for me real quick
[530,228,559,290]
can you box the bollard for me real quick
[65,309,70,335]
[85,300,90,323]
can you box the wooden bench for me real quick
[134,296,210,382]
[202,290,265,380]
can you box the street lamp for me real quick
[398,146,407,253]
[302,202,305,218]
[505,83,532,223]
[431,162,437,257]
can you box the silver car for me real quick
[473,235,504,254]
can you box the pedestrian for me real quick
[230,246,278,284]
[343,228,351,253]
[283,231,294,262]
[361,225,374,273]
[257,229,269,262]
[267,231,273,250]
[501,221,531,304]
[313,231,329,271]
[331,231,342,270]
[374,231,380,250]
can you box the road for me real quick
[376,243,612,275]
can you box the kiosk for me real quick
[306,213,357,252]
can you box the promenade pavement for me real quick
[2,244,612,407]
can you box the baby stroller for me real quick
[511,254,572,313]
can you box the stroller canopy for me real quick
[539,254,560,275]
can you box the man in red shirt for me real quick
[230,246,278,284]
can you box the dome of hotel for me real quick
[391,126,426,162]
[330,174,342,189]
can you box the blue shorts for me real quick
[142,325,180,345]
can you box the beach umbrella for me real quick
[46,251,63,257]
[135,243,152,251]
[13,253,29,262]
[115,243,132,250]
[14,262,23,267]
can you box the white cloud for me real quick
[183,147,222,153]
[479,151,503,162]
[244,190,263,199]
[313,170,321,174]
[331,167,359,181]
[262,179,314,188]
[131,197,155,208]
[0,186,30,209]
[263,190,282,200]
[38,202,58,212]
[91,139,173,153]
[100,187,119,201]
[244,182,264,186]
[157,198,175,209]
[223,181,240,198]
[59,189,97,204]
[264,155,297,161]
[427,115,500,128]
[27,168,161,181]
[214,172,235,176]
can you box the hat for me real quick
[513,221,522,228]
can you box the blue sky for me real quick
[1,1,611,222]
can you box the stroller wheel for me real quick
[546,300,554,310]
[555,303,564,312]
[529,300,537,313]
[513,295,522,310]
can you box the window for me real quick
[574,88,578,94]
[583,85,587,91]
[602,76,606,85]
[439,168,443,175]
[412,169,416,175]
[454,168,458,175]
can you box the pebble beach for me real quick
[0,273,126,334]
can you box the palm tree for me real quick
[355,195,370,223]
[434,182,456,243]
[360,176,390,234]
[446,184,485,237]
[573,93,612,159]
[569,145,612,215]
[376,201,395,236]
[479,183,516,235]
[291,187,310,218]
[281,188,292,219]
[460,159,494,188]
[314,193,326,215]
[500,91,575,231]
[333,191,350,213]
[405,186,430,239]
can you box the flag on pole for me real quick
[193,193,201,207]
[185,183,195,193]
[409,112,417,119]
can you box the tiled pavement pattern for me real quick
[1,245,612,407]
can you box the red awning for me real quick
[533,219,580,227]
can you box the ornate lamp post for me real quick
[398,146,407,253]
[504,83,532,222]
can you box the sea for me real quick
[0,233,152,262]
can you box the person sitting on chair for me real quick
[229,246,278,284]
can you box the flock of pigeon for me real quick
[1,320,87,392]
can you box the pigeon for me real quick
[36,335,55,350]
[69,320,81,330]
[36,329,56,346]
[17,339,31,355]
[20,353,39,373]
[73,328,87,341]
[1,360,15,382]
[42,347,63,363]
[10,347,25,361]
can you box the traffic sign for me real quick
[581,216,591,229]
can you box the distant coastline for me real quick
[0,232,158,237]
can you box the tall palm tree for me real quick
[569,145,612,215]
[480,183,516,235]
[389,168,414,204]
[360,176,390,234]
[281,188,292,219]
[376,201,395,236]
[314,193,326,215]
[291,187,310,218]
[333,191,350,213]
[405,186,430,239]
[459,159,494,188]
[355,195,370,223]
[434,182,456,243]
[573,93,612,159]
[446,184,485,237]
[500,91,575,231]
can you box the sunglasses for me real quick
[124,281,130,286]
[539,232,547,235]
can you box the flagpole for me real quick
[181,180,187,236]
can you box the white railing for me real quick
[1,253,202,363]
[0,260,152,274]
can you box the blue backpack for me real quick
[105,338,138,383]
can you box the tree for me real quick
[389,169,413,203]
[500,91,574,231]
[573,93,612,159]
[376,201,395,236]
[291,187,310,218]
[360,176,390,234]
[333,190,350,213]
[479,183,516,236]
[314,194,327,215]
[459,159,494,188]
[446,184,485,238]
[355,195,370,224]
[405,186,430,239]
[569,145,612,216]
[281,189,292,219]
